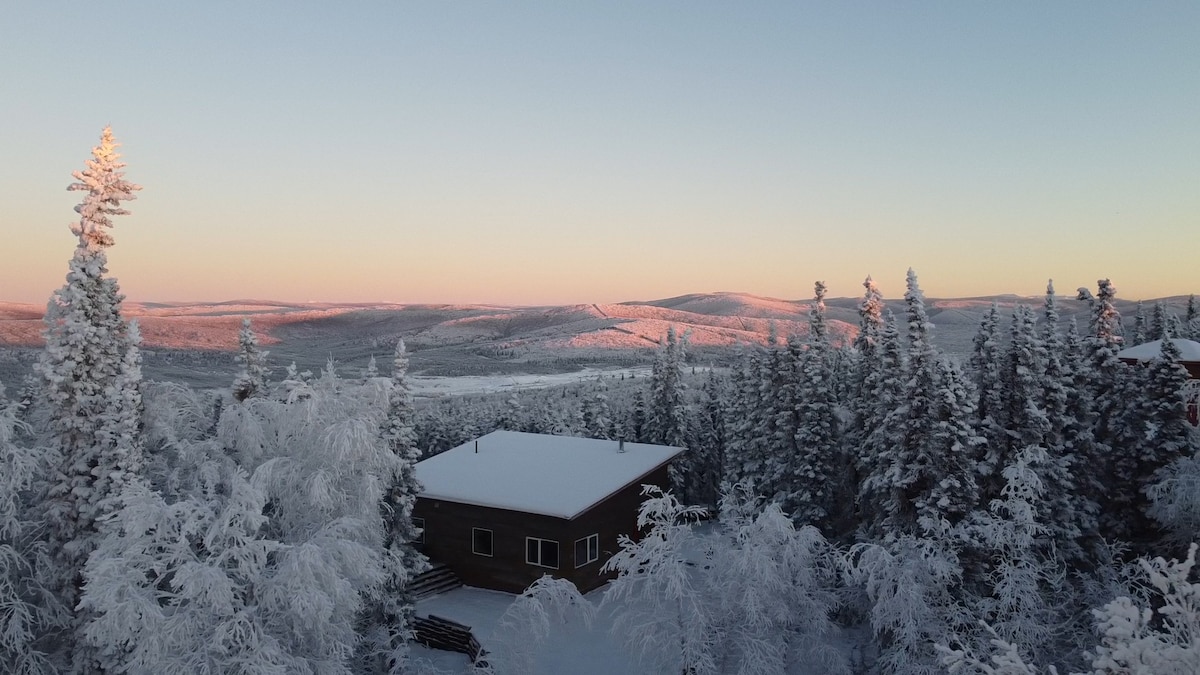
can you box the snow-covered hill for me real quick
[0,292,1191,387]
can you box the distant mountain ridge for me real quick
[1,291,1191,385]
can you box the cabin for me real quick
[1117,338,1200,426]
[412,430,685,594]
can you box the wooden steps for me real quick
[413,614,490,670]
[410,562,463,601]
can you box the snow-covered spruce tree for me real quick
[928,359,985,530]
[581,384,615,440]
[602,486,714,675]
[788,281,845,533]
[722,349,769,491]
[972,303,1007,481]
[1038,282,1094,562]
[847,275,887,453]
[1112,335,1195,547]
[91,321,147,525]
[841,277,886,536]
[231,318,269,402]
[682,369,726,509]
[648,328,692,498]
[370,339,428,665]
[34,127,145,656]
[857,310,907,539]
[1,383,65,675]
[766,336,803,510]
[1151,301,1170,342]
[981,306,1051,506]
[1132,301,1147,345]
[1187,294,1199,340]
[863,270,979,537]
[1076,280,1133,541]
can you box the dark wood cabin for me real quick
[413,430,683,594]
[1117,338,1200,426]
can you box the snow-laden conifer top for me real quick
[416,430,684,519]
[1118,339,1200,363]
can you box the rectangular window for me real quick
[526,537,559,569]
[574,534,599,568]
[472,528,493,557]
[413,517,425,545]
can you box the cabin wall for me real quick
[413,463,674,594]
[414,499,571,594]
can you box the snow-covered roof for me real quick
[416,430,684,519]
[1117,339,1200,363]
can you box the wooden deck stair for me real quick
[410,562,463,601]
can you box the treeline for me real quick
[410,273,1200,673]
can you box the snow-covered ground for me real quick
[409,585,643,675]
[408,366,652,398]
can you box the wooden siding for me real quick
[414,463,672,594]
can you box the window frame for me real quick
[525,536,560,569]
[472,527,494,557]
[574,533,599,568]
[413,517,425,545]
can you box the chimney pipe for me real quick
[618,439,626,453]
[475,440,478,453]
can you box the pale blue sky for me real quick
[3,2,1197,304]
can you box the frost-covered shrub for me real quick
[1,392,65,675]
[1148,452,1200,546]
[712,489,846,675]
[491,575,595,674]
[845,533,970,675]
[81,371,416,674]
[1084,543,1200,674]
[602,485,714,675]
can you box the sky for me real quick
[2,2,1197,305]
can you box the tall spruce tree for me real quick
[648,328,691,498]
[35,128,145,657]
[1078,279,1134,541]
[1186,294,1199,339]
[858,310,906,539]
[723,350,768,492]
[972,303,1006,482]
[372,339,428,663]
[1060,318,1102,548]
[787,281,844,532]
[846,276,887,530]
[1038,282,1092,559]
[1132,301,1147,345]
[1151,301,1170,342]
[1113,336,1196,547]
[980,305,1050,505]
[863,270,978,537]
[689,370,727,508]
[231,318,269,402]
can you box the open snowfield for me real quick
[410,586,644,675]
[407,367,652,398]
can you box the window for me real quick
[413,517,425,545]
[574,534,599,568]
[526,537,559,569]
[472,528,493,557]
